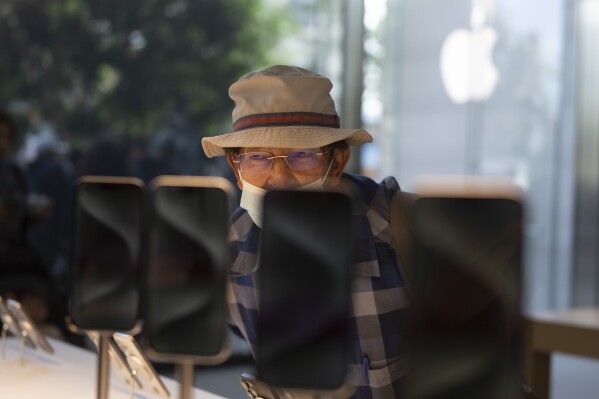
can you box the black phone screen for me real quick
[145,184,229,357]
[70,180,144,331]
[257,190,352,390]
[407,196,523,399]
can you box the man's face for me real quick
[227,146,350,191]
[0,123,13,158]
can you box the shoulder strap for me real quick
[390,190,418,290]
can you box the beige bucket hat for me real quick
[201,65,373,158]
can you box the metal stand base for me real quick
[97,334,111,399]
[1,323,7,359]
[176,361,195,399]
[129,369,137,399]
[19,330,27,366]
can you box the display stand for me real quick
[18,328,28,366]
[97,333,111,399]
[0,296,36,362]
[176,360,195,399]
[0,324,30,366]
[68,320,144,399]
[69,177,146,399]
[145,344,231,399]
[144,176,234,399]
[1,323,7,358]
[112,332,171,399]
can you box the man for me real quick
[202,65,408,398]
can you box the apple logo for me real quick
[439,4,499,104]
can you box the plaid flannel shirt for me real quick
[227,174,409,398]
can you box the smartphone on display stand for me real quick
[113,332,170,398]
[6,299,53,354]
[257,190,353,391]
[405,177,524,399]
[69,176,144,333]
[86,331,142,390]
[143,176,232,364]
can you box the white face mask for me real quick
[296,156,335,192]
[239,156,336,228]
[239,177,267,228]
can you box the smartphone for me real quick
[143,176,232,364]
[405,177,523,399]
[86,331,142,390]
[256,190,352,390]
[6,299,53,354]
[0,296,35,349]
[113,332,170,398]
[69,176,144,332]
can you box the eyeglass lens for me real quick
[236,149,324,174]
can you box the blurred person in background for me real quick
[26,133,74,296]
[0,109,64,340]
[0,110,28,248]
[132,133,183,184]
[75,134,132,178]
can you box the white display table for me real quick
[0,337,226,399]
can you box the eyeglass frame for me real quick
[231,146,333,174]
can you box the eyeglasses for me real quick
[233,148,329,175]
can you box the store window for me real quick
[377,0,571,311]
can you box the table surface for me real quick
[0,337,226,399]
[528,307,599,329]
[524,306,599,398]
